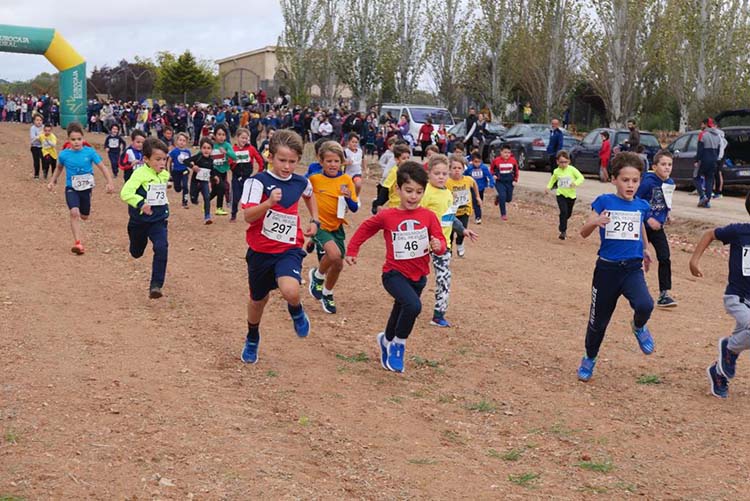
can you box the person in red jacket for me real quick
[345,161,447,373]
[491,144,520,220]
[599,131,611,182]
[418,118,434,160]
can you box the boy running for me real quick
[104,124,125,178]
[491,145,519,221]
[446,154,480,257]
[344,132,364,198]
[39,123,58,180]
[167,132,192,208]
[464,153,494,224]
[545,150,584,240]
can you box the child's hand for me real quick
[594,212,611,228]
[647,217,662,231]
[105,182,114,194]
[141,204,153,215]
[643,250,652,273]
[303,222,318,237]
[191,165,199,173]
[512,181,517,186]
[212,176,219,185]
[430,236,442,252]
[667,214,673,224]
[463,229,479,242]
[268,188,282,205]
[689,259,703,278]
[340,186,351,197]
[47,181,55,192]
[345,256,357,266]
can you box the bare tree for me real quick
[425,0,470,111]
[277,0,320,104]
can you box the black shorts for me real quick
[246,247,305,301]
[65,187,92,216]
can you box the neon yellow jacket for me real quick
[120,163,170,222]
[547,165,584,199]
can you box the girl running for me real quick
[545,150,584,240]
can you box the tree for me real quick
[277,0,320,105]
[425,0,469,111]
[309,0,343,106]
[156,51,216,103]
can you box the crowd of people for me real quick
[0,93,60,125]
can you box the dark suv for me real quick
[569,128,661,175]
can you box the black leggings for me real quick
[420,141,431,159]
[210,171,227,209]
[556,195,576,232]
[42,155,57,179]
[31,146,42,177]
[453,214,470,246]
[382,270,427,341]
[645,226,672,292]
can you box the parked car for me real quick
[569,128,661,176]
[378,104,455,153]
[489,123,580,170]
[667,109,750,188]
[448,121,507,162]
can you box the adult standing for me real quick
[714,120,728,199]
[624,119,640,151]
[418,118,433,159]
[463,107,478,152]
[546,118,564,171]
[695,117,722,208]
[192,106,205,146]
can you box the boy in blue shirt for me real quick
[104,124,125,178]
[636,150,677,308]
[167,132,192,208]
[464,152,494,224]
[577,152,655,382]
[690,194,750,398]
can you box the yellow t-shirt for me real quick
[382,166,401,208]
[39,132,58,159]
[420,184,456,248]
[309,172,358,231]
[446,176,477,217]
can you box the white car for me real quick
[379,104,455,152]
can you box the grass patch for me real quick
[335,352,369,363]
[408,458,438,465]
[387,396,403,404]
[266,370,278,378]
[579,484,609,494]
[636,374,662,385]
[466,399,496,413]
[437,394,455,404]
[441,430,464,444]
[614,481,637,493]
[0,497,26,501]
[549,421,578,437]
[488,447,525,461]
[298,416,310,426]
[4,430,18,444]
[577,460,614,473]
[336,365,349,374]
[508,472,540,488]
[411,355,440,368]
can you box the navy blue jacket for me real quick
[547,128,564,155]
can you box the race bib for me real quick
[108,138,120,149]
[743,247,750,277]
[471,170,483,179]
[453,189,470,207]
[196,168,211,181]
[557,176,573,189]
[392,227,429,260]
[212,149,225,166]
[662,183,675,209]
[235,150,251,163]
[71,173,95,191]
[262,209,298,243]
[604,210,641,241]
[146,183,168,206]
[337,196,347,219]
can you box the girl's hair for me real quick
[66,121,84,136]
[313,136,329,154]
[270,129,304,158]
[130,129,146,140]
[199,137,213,149]
[318,141,345,162]
[449,154,467,167]
[32,113,43,122]
[348,132,360,142]
[214,124,229,138]
[175,132,190,142]
[556,149,570,161]
[427,154,449,171]
[396,161,428,188]
[236,127,250,138]
[143,137,169,158]
[600,131,610,140]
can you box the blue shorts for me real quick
[65,187,92,216]
[246,247,305,301]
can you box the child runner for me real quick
[636,149,677,307]
[345,162,447,372]
[464,153,494,224]
[167,132,192,208]
[239,130,320,364]
[344,132,364,198]
[230,127,264,222]
[545,150,584,240]
[120,138,171,298]
[104,124,125,179]
[186,138,215,224]
[491,145,520,221]
[120,130,146,182]
[690,193,750,398]
[30,114,44,179]
[307,141,359,313]
[577,152,655,382]
[423,144,439,170]
[421,154,479,327]
[209,124,238,217]
[373,136,399,213]
[305,137,329,178]
[446,154,480,257]
[47,122,115,254]
[39,123,58,180]
[375,143,412,212]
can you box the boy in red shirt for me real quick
[491,145,520,220]
[345,162,447,373]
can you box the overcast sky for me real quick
[0,0,284,81]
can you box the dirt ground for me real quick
[1,122,749,500]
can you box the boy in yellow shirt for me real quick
[446,154,480,257]
[39,123,58,180]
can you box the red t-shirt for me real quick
[346,207,447,281]
[418,123,433,142]
[491,156,519,182]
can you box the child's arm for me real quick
[573,167,584,186]
[580,209,610,238]
[513,160,519,184]
[242,179,280,223]
[641,223,652,272]
[120,169,145,209]
[485,166,495,188]
[94,160,115,193]
[302,194,320,237]
[452,217,479,242]
[223,142,238,160]
[428,212,448,255]
[345,212,384,265]
[471,178,480,201]
[689,229,716,278]
[47,162,65,190]
[545,171,558,192]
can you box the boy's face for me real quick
[269,146,300,178]
[428,163,449,188]
[348,137,359,150]
[176,135,187,148]
[111,126,119,135]
[200,143,213,156]
[501,149,511,160]
[68,132,84,150]
[133,136,145,150]
[238,132,249,147]
[471,158,481,168]
[396,179,425,210]
[321,151,342,176]
[164,129,173,139]
[396,152,411,165]
[43,126,51,135]
[33,116,42,126]
[557,157,570,169]
[612,166,642,200]
[450,162,464,179]
[654,156,673,180]
[215,129,226,142]
[147,149,168,173]
[425,150,434,159]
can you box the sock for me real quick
[288,303,303,318]
[246,322,260,344]
[75,240,81,245]
[314,269,325,280]
[433,310,443,319]
[392,337,406,346]
[322,287,333,296]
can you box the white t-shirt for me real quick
[319,122,333,136]
[345,147,363,177]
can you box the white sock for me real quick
[392,337,406,346]
[322,287,333,296]
[314,269,325,280]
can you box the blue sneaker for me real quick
[632,322,655,355]
[376,332,390,370]
[308,268,324,300]
[292,309,310,338]
[707,363,729,398]
[386,342,405,373]
[577,356,596,382]
[430,317,452,328]
[718,337,738,379]
[241,335,260,364]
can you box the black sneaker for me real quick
[656,292,677,308]
[308,268,324,300]
[718,337,738,379]
[558,231,566,240]
[149,286,163,299]
[321,293,336,314]
[707,363,728,398]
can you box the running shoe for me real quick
[559,231,566,240]
[149,286,163,299]
[321,293,336,314]
[456,243,466,257]
[577,356,596,382]
[501,215,508,221]
[718,337,738,379]
[308,268,324,300]
[430,317,452,328]
[656,291,677,308]
[376,332,389,370]
[215,208,228,216]
[305,239,316,255]
[707,362,729,398]
[631,321,655,355]
[292,309,310,338]
[182,203,189,209]
[71,241,85,255]
[204,217,213,225]
[475,218,482,225]
[386,342,405,373]
[241,335,260,364]
[712,193,723,199]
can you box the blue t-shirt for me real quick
[635,172,675,225]
[464,164,495,191]
[715,223,750,300]
[305,162,323,178]
[591,193,650,261]
[169,147,192,172]
[58,146,103,188]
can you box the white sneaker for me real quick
[457,244,465,257]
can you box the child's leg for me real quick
[471,190,481,220]
[31,146,42,178]
[190,176,198,204]
[275,249,307,315]
[455,214,469,246]
[724,295,750,355]
[127,221,149,259]
[556,195,569,232]
[353,175,362,197]
[231,175,243,218]
[147,221,169,289]
[319,240,344,291]
[109,155,119,178]
[647,227,672,293]
[621,264,654,329]
[381,270,427,341]
[584,261,624,359]
[180,173,189,205]
[211,176,226,209]
[506,182,514,203]
[41,155,51,178]
[566,197,576,224]
[201,181,211,217]
[496,183,508,216]
[123,169,132,182]
[48,158,57,178]
[475,189,484,220]
[431,251,452,319]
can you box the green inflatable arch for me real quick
[0,24,86,127]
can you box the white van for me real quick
[379,104,455,152]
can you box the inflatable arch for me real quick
[0,24,86,127]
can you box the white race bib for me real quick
[743,247,750,277]
[71,173,95,191]
[604,210,641,241]
[662,183,675,209]
[262,209,298,243]
[108,138,120,149]
[146,183,168,206]
[453,189,470,207]
[392,227,429,260]
[196,168,211,181]
[557,176,573,189]
[337,196,347,219]
[235,150,250,163]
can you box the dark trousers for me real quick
[556,195,576,232]
[123,169,133,182]
[495,181,514,216]
[190,178,211,217]
[420,141,431,159]
[382,270,427,341]
[453,214,470,246]
[585,259,654,359]
[231,175,248,219]
[128,220,168,289]
[472,188,485,220]
[31,146,42,177]
[695,162,716,200]
[109,153,120,178]
[41,155,56,178]
[645,226,672,292]
[210,172,227,209]
[172,170,189,206]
